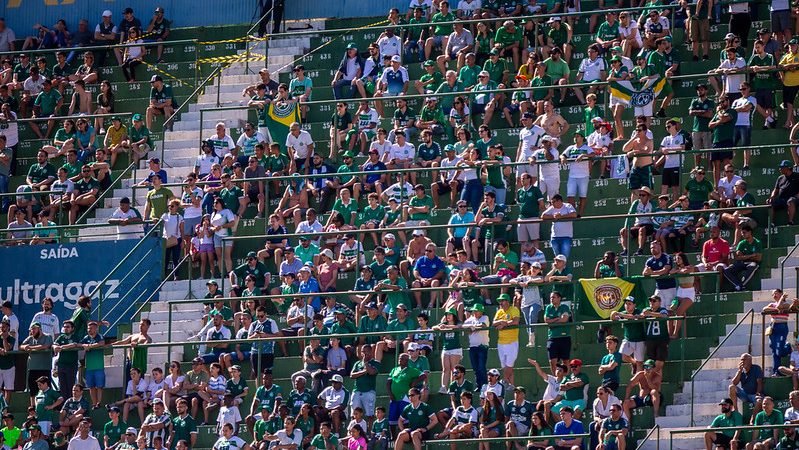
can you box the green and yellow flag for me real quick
[578,277,640,319]
[265,100,300,151]
[608,75,666,108]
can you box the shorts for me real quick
[714,433,734,450]
[676,286,696,301]
[351,390,377,416]
[434,179,463,195]
[517,221,541,242]
[771,196,799,209]
[735,386,759,404]
[0,367,14,390]
[692,131,712,150]
[516,164,537,178]
[251,352,275,373]
[552,398,586,414]
[784,84,799,106]
[566,177,589,198]
[471,103,489,115]
[632,392,663,408]
[432,35,446,47]
[442,348,463,357]
[755,88,774,110]
[630,223,655,238]
[213,233,228,248]
[696,262,727,272]
[497,342,519,368]
[690,17,710,41]
[389,399,409,425]
[547,336,571,361]
[447,236,465,249]
[771,9,792,34]
[405,219,430,227]
[645,340,669,362]
[634,102,653,118]
[184,216,202,235]
[628,165,653,190]
[512,422,530,436]
[198,243,214,253]
[504,103,521,115]
[85,368,106,388]
[620,340,646,362]
[538,177,560,198]
[247,190,261,204]
[655,287,676,305]
[661,167,680,187]
[711,140,733,161]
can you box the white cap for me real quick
[320,248,334,260]
[554,254,567,262]
[125,427,137,435]
[408,342,420,351]
[412,229,425,236]
[391,55,401,62]
[102,10,112,17]
[384,233,396,240]
[331,374,344,383]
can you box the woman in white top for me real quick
[210,197,236,277]
[590,386,625,450]
[121,27,145,82]
[264,416,302,450]
[181,174,204,251]
[618,12,642,57]
[162,361,186,411]
[456,146,483,213]
[161,199,185,275]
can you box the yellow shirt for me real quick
[106,124,128,147]
[494,306,521,344]
[780,51,799,87]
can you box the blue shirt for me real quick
[645,253,676,289]
[414,255,445,279]
[553,419,585,438]
[363,161,387,184]
[299,277,321,310]
[739,364,763,395]
[448,212,475,238]
[266,225,288,245]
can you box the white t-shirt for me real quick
[377,35,402,58]
[532,147,560,179]
[206,134,237,156]
[542,374,561,401]
[542,203,577,238]
[210,209,236,237]
[161,213,184,239]
[440,156,463,180]
[205,325,232,341]
[619,23,642,46]
[578,57,607,82]
[285,130,314,159]
[287,304,315,329]
[216,406,242,436]
[732,95,757,127]
[563,144,593,178]
[318,386,348,409]
[0,28,16,53]
[464,315,489,347]
[719,58,747,94]
[181,186,204,220]
[109,207,144,240]
[67,435,101,450]
[593,395,625,420]
[660,133,685,169]
[519,125,546,160]
[457,0,482,15]
[370,140,392,160]
[126,378,148,396]
[23,77,45,96]
[389,142,416,161]
[0,111,19,147]
[213,436,246,450]
[273,429,302,447]
[791,350,799,368]
[717,174,743,199]
[31,312,59,338]
[587,131,612,152]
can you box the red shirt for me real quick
[702,238,730,264]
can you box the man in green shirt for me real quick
[495,20,522,69]
[543,47,570,103]
[705,398,743,449]
[543,291,571,374]
[598,335,623,392]
[750,396,784,447]
[595,12,620,52]
[124,114,153,168]
[81,321,106,409]
[688,84,715,163]
[722,224,761,291]
[708,96,736,183]
[458,53,481,90]
[308,421,339,450]
[103,406,127,450]
[350,344,381,420]
[552,359,590,415]
[144,173,174,221]
[516,172,545,246]
[146,75,177,131]
[405,184,434,225]
[27,150,57,191]
[425,1,455,60]
[684,167,714,209]
[33,376,63,435]
[33,79,63,139]
[387,354,426,426]
[168,398,198,450]
[219,173,246,216]
[69,164,100,224]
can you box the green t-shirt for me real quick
[146,187,174,219]
[27,162,57,184]
[485,156,505,189]
[267,153,290,173]
[544,303,571,339]
[495,250,519,271]
[544,57,570,81]
[408,195,433,221]
[336,163,356,185]
[81,333,105,370]
[309,434,339,450]
[601,417,628,443]
[104,421,127,448]
[73,177,100,195]
[331,111,352,131]
[495,26,522,47]
[517,185,544,219]
[295,243,320,265]
[690,97,715,132]
[647,51,667,78]
[329,320,357,346]
[419,105,445,125]
[621,309,645,342]
[22,334,53,370]
[35,388,62,422]
[254,384,283,414]
[386,317,414,342]
[483,58,509,84]
[34,89,62,116]
[753,409,784,438]
[562,372,589,401]
[479,204,506,239]
[357,315,388,344]
[332,198,359,223]
[351,359,381,393]
[150,84,177,108]
[129,125,153,148]
[600,352,622,385]
[382,278,410,313]
[393,107,416,128]
[642,307,670,341]
[710,411,743,438]
[388,365,422,400]
[419,71,443,90]
[219,186,243,213]
[287,389,315,416]
[400,402,435,429]
[596,21,620,42]
[547,25,570,46]
[736,237,763,256]
[170,415,197,450]
[685,178,714,203]
[711,108,737,143]
[359,205,385,226]
[584,106,603,135]
[226,377,248,398]
[749,53,778,90]
[447,380,475,406]
[62,161,82,179]
[530,75,552,101]
[458,64,481,89]
[431,12,456,36]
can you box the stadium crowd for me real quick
[3,0,799,450]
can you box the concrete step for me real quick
[654,414,717,429]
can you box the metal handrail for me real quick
[88,218,164,320]
[780,241,799,292]
[0,38,199,58]
[689,308,754,426]
[635,424,660,450]
[15,112,132,125]
[75,162,136,224]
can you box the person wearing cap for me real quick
[141,397,170,448]
[19,318,52,401]
[288,65,313,122]
[92,11,117,66]
[405,341,431,401]
[116,7,142,62]
[107,195,144,240]
[332,43,363,100]
[377,302,414,362]
[315,373,350,433]
[462,304,489,388]
[119,113,152,169]
[543,17,573,65]
[551,359,588,418]
[703,397,743,450]
[395,387,437,450]
[23,423,48,450]
[115,425,138,450]
[490,293,519,386]
[749,40,778,132]
[145,6,170,63]
[146,74,176,131]
[769,160,799,225]
[415,60,443,96]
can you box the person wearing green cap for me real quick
[493,293,520,386]
[415,60,443,95]
[432,309,462,394]
[463,303,489,388]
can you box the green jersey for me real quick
[388,365,422,400]
[170,415,197,450]
[685,178,714,203]
[495,26,522,47]
[359,205,385,226]
[517,185,543,219]
[690,97,715,132]
[447,379,475,406]
[35,388,62,422]
[400,402,435,429]
[601,417,629,443]
[458,64,481,89]
[287,389,315,416]
[753,409,784,438]
[128,125,152,148]
[219,186,243,213]
[254,384,283,414]
[357,315,388,344]
[544,303,571,339]
[351,359,381,393]
[506,400,534,429]
[711,108,737,143]
[710,412,743,438]
[309,434,338,450]
[621,309,646,342]
[150,84,177,108]
[104,421,127,448]
[596,21,620,42]
[27,162,57,184]
[642,306,669,341]
[430,11,456,35]
[331,111,353,131]
[562,372,590,401]
[483,58,509,84]
[748,53,778,90]
[600,352,623,385]
[736,237,762,256]
[146,187,174,219]
[408,195,433,221]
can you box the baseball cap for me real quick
[724,32,736,40]
[366,302,378,309]
[120,197,131,204]
[610,55,622,63]
[123,7,134,14]
[514,386,526,393]
[108,405,121,413]
[643,359,656,369]
[384,233,396,240]
[469,304,485,312]
[444,144,456,152]
[331,374,344,383]
[412,229,425,236]
[610,46,622,53]
[423,60,436,67]
[569,359,583,367]
[346,43,357,50]
[488,368,500,376]
[102,10,112,17]
[624,296,635,303]
[132,113,143,121]
[758,28,770,34]
[246,251,257,258]
[150,75,163,83]
[155,6,165,13]
[531,262,542,269]
[206,280,218,286]
[391,55,401,62]
[192,357,204,364]
[396,303,408,311]
[522,111,535,119]
[153,398,164,405]
[111,116,121,122]
[497,293,511,302]
[408,342,419,351]
[780,160,793,168]
[27,425,41,432]
[29,322,41,329]
[125,427,137,435]
[445,308,458,316]
[489,48,500,56]
[554,254,567,262]
[718,397,734,406]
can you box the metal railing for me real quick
[0,220,146,244]
[688,308,755,426]
[669,423,798,450]
[635,424,660,450]
[75,162,136,224]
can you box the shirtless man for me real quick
[89,148,112,191]
[275,176,310,226]
[623,359,663,419]
[533,100,570,138]
[68,80,92,116]
[623,124,654,202]
[113,319,153,373]
[400,230,433,280]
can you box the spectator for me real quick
[560,132,593,217]
[394,388,437,450]
[622,359,663,421]
[689,84,715,168]
[704,398,743,450]
[492,294,519,386]
[722,224,762,291]
[588,386,623,450]
[544,291,572,375]
[596,403,628,450]
[573,44,607,105]
[550,406,584,449]
[146,75,177,131]
[541,194,577,259]
[411,243,445,309]
[146,7,171,63]
[598,336,622,392]
[20,323,53,408]
[768,160,799,225]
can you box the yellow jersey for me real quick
[494,306,521,344]
[780,51,799,87]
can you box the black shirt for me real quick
[775,172,799,200]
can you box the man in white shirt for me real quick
[530,136,560,199]
[574,44,607,105]
[387,132,416,170]
[731,82,758,169]
[716,164,743,207]
[295,208,324,246]
[107,197,144,240]
[516,112,546,183]
[431,145,463,208]
[710,47,747,102]
[67,419,100,450]
[286,122,314,174]
[206,122,238,160]
[315,374,350,432]
[377,28,402,59]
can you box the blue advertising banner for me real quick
[0,237,162,338]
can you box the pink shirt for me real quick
[348,437,367,450]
